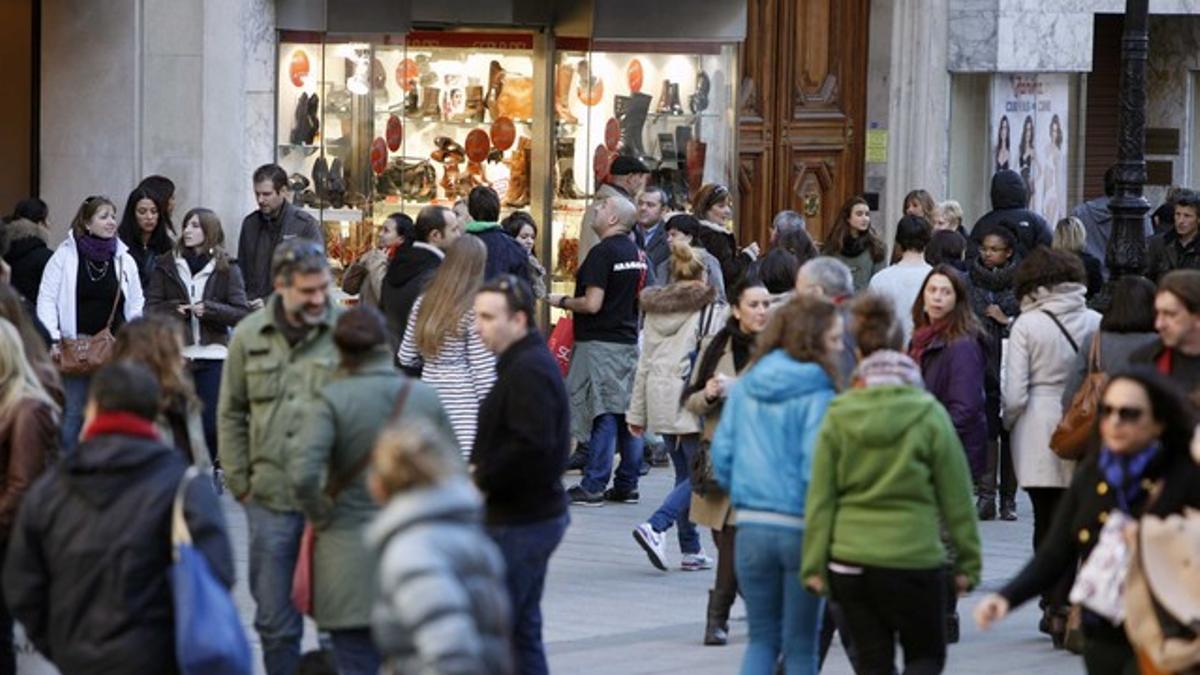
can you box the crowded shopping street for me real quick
[4,1,1200,675]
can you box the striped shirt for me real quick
[398,295,497,452]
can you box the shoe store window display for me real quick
[549,46,737,325]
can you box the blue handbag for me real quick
[169,466,253,675]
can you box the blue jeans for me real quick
[735,523,824,675]
[581,413,643,494]
[647,434,700,554]
[329,628,381,675]
[244,502,306,675]
[488,512,570,675]
[61,374,90,452]
[190,359,224,461]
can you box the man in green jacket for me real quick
[218,238,339,675]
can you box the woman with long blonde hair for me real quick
[0,317,60,673]
[398,236,496,452]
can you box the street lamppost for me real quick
[1101,0,1151,308]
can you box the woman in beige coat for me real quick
[1003,247,1100,645]
[681,276,771,646]
[628,242,725,574]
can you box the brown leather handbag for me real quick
[1050,333,1105,461]
[58,285,122,376]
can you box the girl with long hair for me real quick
[711,294,844,674]
[803,293,981,675]
[37,195,144,451]
[0,284,62,405]
[683,277,771,646]
[976,369,1200,673]
[502,210,547,299]
[628,241,725,573]
[112,315,208,467]
[904,189,937,220]
[146,207,249,460]
[0,317,60,674]
[1019,115,1037,207]
[827,196,886,292]
[398,236,496,452]
[117,186,174,288]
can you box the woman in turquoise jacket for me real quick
[711,294,843,675]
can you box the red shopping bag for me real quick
[291,523,315,615]
[548,316,574,377]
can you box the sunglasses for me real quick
[1099,404,1147,424]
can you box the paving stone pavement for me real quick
[216,464,1084,675]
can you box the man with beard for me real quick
[218,238,339,675]
[238,164,324,309]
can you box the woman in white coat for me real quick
[37,195,145,451]
[628,241,726,572]
[1002,246,1100,646]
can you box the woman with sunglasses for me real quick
[975,368,1200,674]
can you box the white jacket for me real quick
[36,235,144,341]
[1004,282,1101,489]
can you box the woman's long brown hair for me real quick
[175,207,231,271]
[911,265,981,341]
[112,315,199,408]
[825,195,885,263]
[414,235,487,359]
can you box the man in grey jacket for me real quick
[238,164,324,308]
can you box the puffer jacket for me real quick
[3,219,53,303]
[970,170,1052,256]
[627,282,724,435]
[366,477,513,675]
[1004,283,1101,488]
[710,349,836,519]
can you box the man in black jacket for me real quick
[380,205,461,350]
[1145,191,1200,282]
[4,362,234,675]
[970,169,1052,256]
[472,275,570,675]
[238,163,324,308]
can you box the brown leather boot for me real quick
[440,161,462,200]
[464,85,485,123]
[484,60,505,121]
[555,64,578,124]
[504,137,531,207]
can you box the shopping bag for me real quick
[170,467,252,675]
[291,523,316,615]
[548,316,574,377]
[1068,510,1132,624]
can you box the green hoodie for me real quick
[465,220,501,234]
[801,385,982,590]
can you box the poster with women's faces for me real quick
[991,74,1069,224]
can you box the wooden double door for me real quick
[737,0,869,246]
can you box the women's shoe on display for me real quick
[420,87,441,118]
[440,161,463,200]
[485,60,506,121]
[555,64,578,124]
[289,92,311,145]
[311,156,330,201]
[656,80,673,114]
[464,85,486,123]
[327,158,347,208]
[305,93,320,144]
[403,89,419,115]
[666,82,684,115]
[689,71,711,114]
[617,93,652,158]
[556,137,584,200]
[504,137,531,208]
[685,134,706,198]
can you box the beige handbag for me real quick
[1124,506,1200,673]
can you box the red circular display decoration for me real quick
[465,129,491,163]
[627,59,644,93]
[395,58,419,91]
[594,144,613,183]
[370,137,388,175]
[604,118,620,152]
[491,117,516,151]
[577,78,604,107]
[386,115,403,152]
[289,49,310,87]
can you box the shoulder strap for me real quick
[325,378,413,500]
[1040,310,1078,353]
[103,258,125,330]
[1087,332,1102,372]
[171,466,201,555]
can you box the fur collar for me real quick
[5,218,48,244]
[639,280,716,315]
[699,219,732,236]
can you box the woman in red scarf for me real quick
[343,213,410,309]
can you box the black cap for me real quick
[610,156,650,176]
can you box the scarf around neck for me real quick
[970,256,1016,291]
[908,318,951,364]
[182,249,211,275]
[841,231,870,258]
[76,233,118,263]
[1098,443,1161,512]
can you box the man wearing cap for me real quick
[579,156,650,260]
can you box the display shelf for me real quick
[300,206,364,221]
[645,112,721,121]
[278,144,322,156]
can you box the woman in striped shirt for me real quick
[399,236,496,453]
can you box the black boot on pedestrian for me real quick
[1000,498,1018,521]
[566,444,589,473]
[704,590,731,646]
[976,495,996,521]
[946,612,960,644]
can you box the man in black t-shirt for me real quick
[549,196,648,505]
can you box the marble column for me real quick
[883,0,952,246]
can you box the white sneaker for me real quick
[633,522,669,571]
[681,551,714,571]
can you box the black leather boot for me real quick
[290,93,310,145]
[327,158,346,208]
[312,156,330,202]
[617,92,652,158]
[704,589,733,646]
[305,93,320,144]
[667,82,684,115]
[656,79,672,113]
[689,71,711,113]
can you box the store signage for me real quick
[990,73,1070,225]
[405,31,533,50]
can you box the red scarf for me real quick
[909,318,951,364]
[1157,347,1173,375]
[385,242,402,260]
[82,412,160,442]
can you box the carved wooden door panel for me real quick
[738,0,869,246]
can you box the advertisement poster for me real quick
[991,74,1069,225]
